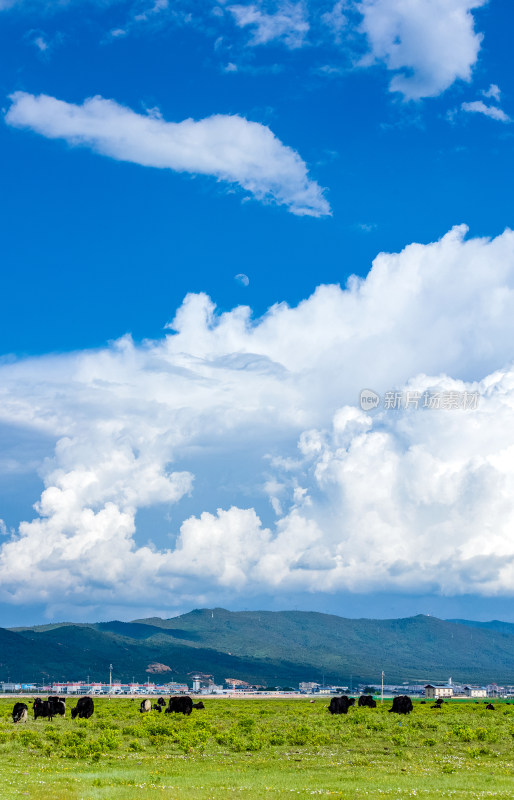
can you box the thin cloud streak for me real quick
[461,99,510,122]
[5,92,330,217]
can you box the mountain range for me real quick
[1,608,513,686]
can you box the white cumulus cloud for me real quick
[2,226,514,613]
[357,0,487,99]
[5,92,330,217]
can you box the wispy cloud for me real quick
[134,0,168,23]
[321,0,348,43]
[482,83,501,102]
[227,1,310,49]
[24,27,63,55]
[33,33,49,50]
[0,1,491,101]
[5,91,330,216]
[461,99,510,122]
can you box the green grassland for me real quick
[0,697,513,799]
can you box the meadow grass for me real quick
[0,697,513,799]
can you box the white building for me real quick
[165,683,189,693]
[425,684,454,699]
[463,686,487,698]
[299,682,320,692]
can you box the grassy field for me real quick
[0,697,513,799]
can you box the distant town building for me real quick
[299,682,320,692]
[463,686,487,698]
[425,684,454,699]
[224,678,253,690]
[164,683,189,693]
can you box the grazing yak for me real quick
[48,696,66,717]
[328,696,355,715]
[157,697,166,707]
[12,702,28,723]
[358,695,376,708]
[33,698,56,721]
[486,703,495,710]
[389,695,413,715]
[165,696,205,715]
[71,696,94,720]
[140,699,152,713]
[152,704,163,712]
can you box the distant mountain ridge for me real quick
[446,619,514,637]
[3,608,514,685]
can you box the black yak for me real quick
[328,696,355,715]
[165,696,194,715]
[71,696,94,720]
[48,696,66,716]
[358,695,376,708]
[12,702,28,723]
[389,695,413,714]
[33,698,54,721]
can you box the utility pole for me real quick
[109,664,112,695]
[381,671,384,705]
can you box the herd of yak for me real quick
[328,694,496,715]
[10,694,206,723]
[10,693,497,724]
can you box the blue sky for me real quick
[1,0,514,626]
